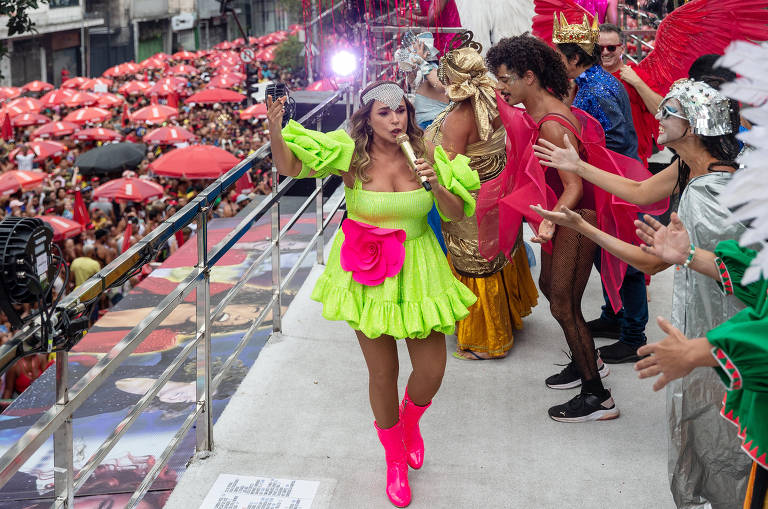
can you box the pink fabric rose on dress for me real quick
[339,219,406,286]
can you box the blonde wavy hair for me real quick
[348,80,426,184]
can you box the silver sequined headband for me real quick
[361,82,405,110]
[661,79,733,136]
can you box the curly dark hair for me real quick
[485,34,570,101]
[557,43,600,69]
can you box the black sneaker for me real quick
[545,355,609,390]
[598,340,646,364]
[587,318,621,340]
[548,391,620,422]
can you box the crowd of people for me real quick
[0,40,310,405]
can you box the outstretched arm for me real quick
[635,213,719,280]
[530,204,671,274]
[266,95,303,177]
[534,134,678,205]
[634,317,717,391]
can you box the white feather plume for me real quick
[718,41,768,284]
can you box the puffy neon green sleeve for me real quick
[281,119,355,179]
[432,145,481,222]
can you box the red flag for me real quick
[235,172,253,195]
[122,222,133,253]
[175,229,185,248]
[1,113,13,141]
[121,104,129,127]
[73,190,91,229]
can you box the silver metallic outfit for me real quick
[668,172,752,509]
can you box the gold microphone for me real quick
[396,133,431,191]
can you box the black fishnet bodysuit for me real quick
[539,209,601,386]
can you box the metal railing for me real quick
[0,86,352,508]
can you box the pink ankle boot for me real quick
[399,388,431,470]
[374,420,411,507]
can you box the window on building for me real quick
[49,0,80,8]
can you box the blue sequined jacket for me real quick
[574,65,640,161]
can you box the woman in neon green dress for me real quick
[266,80,478,508]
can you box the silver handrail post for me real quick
[53,350,73,509]
[271,165,282,333]
[195,208,213,455]
[315,116,325,265]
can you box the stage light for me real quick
[331,50,357,77]
[0,217,53,329]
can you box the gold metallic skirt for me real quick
[451,246,538,357]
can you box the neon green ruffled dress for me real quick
[282,120,478,339]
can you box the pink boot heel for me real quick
[374,420,411,508]
[399,388,431,470]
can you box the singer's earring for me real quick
[365,124,373,135]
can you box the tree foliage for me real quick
[272,34,304,75]
[0,0,48,77]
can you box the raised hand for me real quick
[266,95,286,140]
[533,134,583,174]
[635,212,690,265]
[635,316,696,391]
[414,158,439,190]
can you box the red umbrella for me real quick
[32,121,79,138]
[147,77,186,96]
[64,91,99,108]
[39,88,76,107]
[92,176,164,202]
[143,125,195,145]
[5,97,42,115]
[239,103,267,120]
[95,93,124,108]
[103,62,140,77]
[79,78,113,91]
[213,41,233,50]
[0,87,22,100]
[263,32,287,45]
[22,80,54,93]
[74,127,122,142]
[131,104,178,124]
[169,64,197,75]
[255,45,277,62]
[0,170,46,195]
[149,145,240,179]
[38,215,83,242]
[140,57,166,70]
[8,140,67,163]
[232,38,245,47]
[186,88,245,104]
[63,107,112,124]
[207,74,243,89]
[118,81,151,96]
[172,50,197,60]
[61,77,89,89]
[11,112,50,127]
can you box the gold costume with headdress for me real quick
[425,33,537,357]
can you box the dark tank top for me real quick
[537,113,596,211]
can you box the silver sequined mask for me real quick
[361,83,405,110]
[661,79,733,136]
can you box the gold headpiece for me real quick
[552,12,600,54]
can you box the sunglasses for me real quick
[600,45,619,53]
[658,103,688,121]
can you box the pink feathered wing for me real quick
[476,94,668,312]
